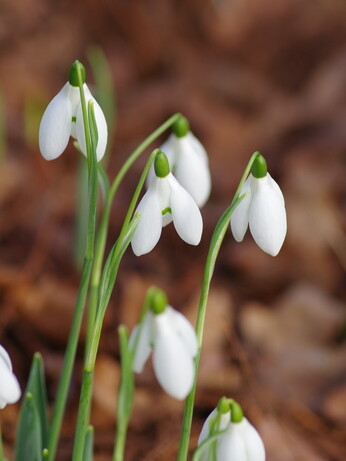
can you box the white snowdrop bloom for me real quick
[0,345,21,409]
[131,151,203,256]
[230,154,286,256]
[146,117,211,208]
[39,61,107,162]
[130,304,198,400]
[216,419,265,461]
[197,401,265,461]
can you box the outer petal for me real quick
[152,333,195,400]
[249,174,287,256]
[75,85,108,162]
[39,82,72,160]
[197,409,231,461]
[230,175,252,242]
[217,425,247,461]
[166,307,198,357]
[174,132,211,208]
[152,312,194,400]
[243,419,266,461]
[129,312,153,373]
[131,182,163,256]
[0,345,12,371]
[0,348,21,408]
[168,174,203,245]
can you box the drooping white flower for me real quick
[230,154,287,256]
[39,61,107,162]
[131,151,203,256]
[146,117,211,208]
[0,345,21,409]
[197,400,265,461]
[216,419,265,461]
[130,301,198,400]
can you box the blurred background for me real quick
[0,0,345,460]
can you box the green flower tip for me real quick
[149,288,168,315]
[173,115,190,138]
[154,150,170,178]
[68,60,86,87]
[217,396,233,414]
[251,152,267,178]
[230,400,244,423]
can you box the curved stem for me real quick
[85,113,182,356]
[72,149,159,461]
[177,152,260,461]
[48,64,98,461]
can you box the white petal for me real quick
[75,93,108,162]
[198,408,232,461]
[162,212,173,227]
[167,174,203,245]
[166,307,198,357]
[0,353,21,407]
[230,175,252,242]
[174,133,211,208]
[146,134,177,188]
[217,426,247,461]
[39,83,72,160]
[129,312,153,373]
[243,419,266,461]
[69,85,82,116]
[152,333,195,400]
[249,174,287,256]
[131,182,163,256]
[158,176,173,227]
[0,345,12,371]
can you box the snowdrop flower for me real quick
[0,345,21,409]
[146,116,211,207]
[230,153,287,256]
[131,150,203,256]
[39,60,108,162]
[197,398,265,461]
[130,288,198,400]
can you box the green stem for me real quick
[112,326,134,461]
[47,63,98,461]
[72,148,159,461]
[177,152,260,461]
[85,113,182,357]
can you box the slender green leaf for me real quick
[42,449,49,461]
[83,426,94,461]
[113,326,134,461]
[15,393,42,461]
[25,353,49,448]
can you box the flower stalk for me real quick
[177,151,261,461]
[47,61,99,461]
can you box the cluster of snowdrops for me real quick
[0,61,287,461]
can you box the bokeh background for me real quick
[0,0,346,460]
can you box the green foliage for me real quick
[82,426,94,461]
[15,353,49,461]
[15,393,42,461]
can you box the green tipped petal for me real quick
[217,397,233,414]
[230,401,243,423]
[68,60,86,87]
[150,288,168,315]
[173,115,190,138]
[154,151,170,178]
[251,152,267,178]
